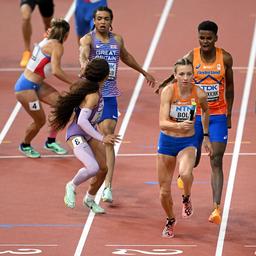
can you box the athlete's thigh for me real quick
[178,147,196,174]
[20,0,35,15]
[89,139,107,169]
[157,154,176,186]
[74,4,90,37]
[16,90,45,121]
[98,119,117,134]
[193,116,203,165]
[209,115,227,156]
[37,81,59,106]
[71,139,98,168]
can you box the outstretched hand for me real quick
[144,72,156,88]
[103,134,121,145]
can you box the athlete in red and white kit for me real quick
[14,18,74,158]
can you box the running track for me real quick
[0,1,255,255]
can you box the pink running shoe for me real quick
[182,195,193,218]
[162,218,176,238]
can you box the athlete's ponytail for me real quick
[50,58,109,130]
[155,58,193,94]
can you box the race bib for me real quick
[108,62,117,80]
[29,100,40,111]
[170,104,191,122]
[71,136,83,147]
[198,83,220,102]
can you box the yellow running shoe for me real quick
[177,175,184,190]
[208,208,221,224]
[20,50,31,68]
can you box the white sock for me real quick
[85,192,95,201]
[68,181,76,191]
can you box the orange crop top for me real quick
[169,82,199,122]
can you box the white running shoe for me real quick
[64,182,76,208]
[162,218,176,238]
[102,186,113,203]
[84,197,105,214]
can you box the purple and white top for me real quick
[89,30,121,97]
[66,95,104,141]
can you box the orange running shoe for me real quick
[177,175,184,190]
[20,50,31,68]
[208,208,221,224]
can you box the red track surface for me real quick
[0,1,255,255]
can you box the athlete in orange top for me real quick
[157,58,212,238]
[184,21,234,224]
[156,21,234,225]
[193,47,227,115]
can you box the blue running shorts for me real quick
[14,73,40,92]
[75,0,107,37]
[99,96,118,122]
[157,131,198,157]
[195,115,228,146]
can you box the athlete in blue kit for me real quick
[74,0,107,44]
[79,6,156,203]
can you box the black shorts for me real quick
[20,0,54,17]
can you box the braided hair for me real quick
[50,58,109,130]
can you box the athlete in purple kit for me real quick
[79,6,156,203]
[50,58,120,214]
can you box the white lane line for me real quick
[0,152,256,159]
[73,1,175,255]
[0,244,58,247]
[0,66,253,72]
[64,0,75,22]
[0,102,21,144]
[0,3,75,145]
[215,21,256,256]
[105,244,197,247]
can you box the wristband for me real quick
[203,133,209,137]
